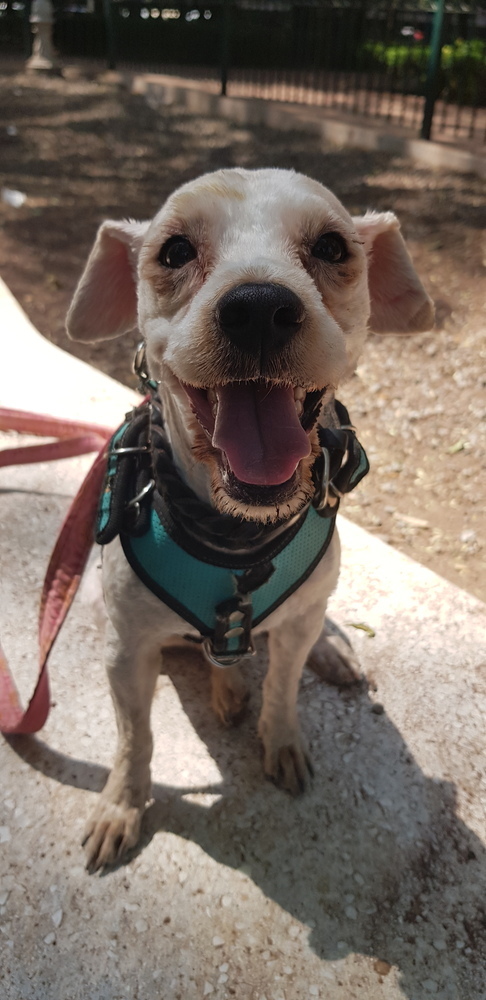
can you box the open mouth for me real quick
[181,379,325,506]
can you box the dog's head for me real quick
[67,168,433,522]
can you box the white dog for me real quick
[67,168,433,871]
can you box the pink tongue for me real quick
[212,382,310,486]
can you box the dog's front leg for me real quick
[82,622,161,872]
[259,606,324,795]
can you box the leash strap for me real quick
[0,411,111,735]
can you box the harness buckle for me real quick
[203,590,255,668]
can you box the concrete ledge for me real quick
[1,280,486,998]
[130,73,486,178]
[0,278,138,424]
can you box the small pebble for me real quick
[433,939,447,951]
[423,980,438,994]
[43,932,56,945]
[0,828,11,844]
[374,959,391,976]
[219,964,229,973]
[51,909,63,928]
[218,974,228,985]
[309,988,319,997]
[212,936,224,947]
[345,906,358,920]
[371,703,384,715]
[0,891,10,905]
[203,983,214,996]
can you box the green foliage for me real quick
[361,38,486,105]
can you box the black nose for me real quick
[217,282,305,357]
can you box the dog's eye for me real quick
[311,233,348,264]
[158,236,197,269]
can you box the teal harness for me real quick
[96,396,368,666]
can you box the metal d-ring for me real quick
[111,444,150,455]
[202,637,255,669]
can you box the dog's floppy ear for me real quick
[66,219,150,342]
[354,211,434,334]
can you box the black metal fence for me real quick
[1,1,485,144]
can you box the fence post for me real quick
[101,0,116,70]
[220,0,232,97]
[420,0,445,140]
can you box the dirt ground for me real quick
[0,63,484,600]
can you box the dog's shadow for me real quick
[10,639,486,999]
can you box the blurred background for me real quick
[1,0,486,142]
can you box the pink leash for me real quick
[0,409,112,734]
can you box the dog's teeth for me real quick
[293,386,306,402]
[294,399,304,417]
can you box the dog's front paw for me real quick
[259,721,313,795]
[211,664,250,726]
[307,632,361,686]
[82,801,143,873]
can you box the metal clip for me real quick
[133,342,160,395]
[133,341,149,382]
[126,478,155,517]
[314,446,331,512]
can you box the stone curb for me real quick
[126,72,486,178]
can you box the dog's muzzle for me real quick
[217,282,305,360]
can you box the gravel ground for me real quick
[0,63,484,598]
